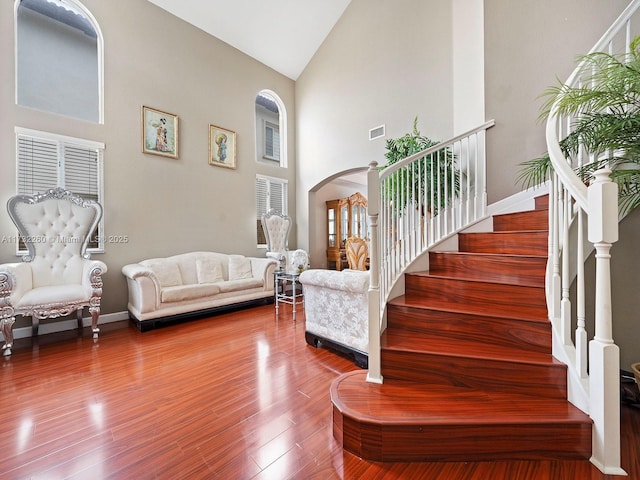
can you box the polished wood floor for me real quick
[1,305,638,479]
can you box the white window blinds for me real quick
[17,136,59,195]
[15,127,105,251]
[256,175,288,246]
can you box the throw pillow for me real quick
[149,261,182,287]
[196,257,224,284]
[228,255,253,280]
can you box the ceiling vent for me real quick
[369,124,385,141]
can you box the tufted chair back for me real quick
[345,236,369,271]
[261,209,292,262]
[8,189,101,287]
[9,191,101,288]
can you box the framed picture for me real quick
[209,124,236,169]
[142,106,179,159]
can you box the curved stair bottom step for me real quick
[331,371,592,463]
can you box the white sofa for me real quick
[122,252,277,331]
[299,269,369,367]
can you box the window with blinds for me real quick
[255,90,286,168]
[256,174,288,246]
[15,128,104,252]
[264,121,280,161]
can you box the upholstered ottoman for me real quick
[298,269,369,367]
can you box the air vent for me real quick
[369,124,385,141]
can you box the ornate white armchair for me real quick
[0,188,107,356]
[261,209,292,270]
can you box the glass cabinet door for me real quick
[341,204,349,245]
[352,205,359,237]
[360,205,367,238]
[327,207,336,247]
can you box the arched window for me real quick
[15,0,103,123]
[255,90,287,168]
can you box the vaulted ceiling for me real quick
[146,0,352,80]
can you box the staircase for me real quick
[331,196,593,461]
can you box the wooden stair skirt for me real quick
[331,197,593,462]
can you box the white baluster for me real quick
[587,168,624,475]
[367,161,382,384]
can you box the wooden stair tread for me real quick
[332,371,591,425]
[388,295,549,323]
[409,269,545,286]
[395,293,548,322]
[458,231,549,256]
[382,328,559,365]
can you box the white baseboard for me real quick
[1,311,130,342]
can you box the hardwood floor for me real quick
[0,305,638,479]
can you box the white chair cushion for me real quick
[16,284,87,307]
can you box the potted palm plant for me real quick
[518,36,640,215]
[381,117,460,215]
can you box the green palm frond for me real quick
[520,35,640,216]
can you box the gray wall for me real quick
[0,0,296,320]
[483,0,630,204]
[296,0,454,261]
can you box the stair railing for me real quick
[366,120,495,384]
[545,1,639,475]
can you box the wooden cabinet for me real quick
[326,192,367,270]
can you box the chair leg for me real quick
[89,307,100,339]
[1,316,15,356]
[31,316,40,338]
[77,308,84,331]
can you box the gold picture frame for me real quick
[142,106,179,159]
[208,124,236,169]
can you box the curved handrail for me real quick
[545,0,640,211]
[379,120,496,181]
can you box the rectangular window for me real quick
[263,120,280,161]
[256,174,288,246]
[15,127,105,252]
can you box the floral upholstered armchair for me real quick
[0,188,107,356]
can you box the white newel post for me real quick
[587,168,625,475]
[367,161,383,384]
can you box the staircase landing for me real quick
[332,371,592,462]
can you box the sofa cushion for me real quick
[228,255,252,280]
[161,283,221,303]
[148,261,182,287]
[217,278,263,293]
[196,257,224,284]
